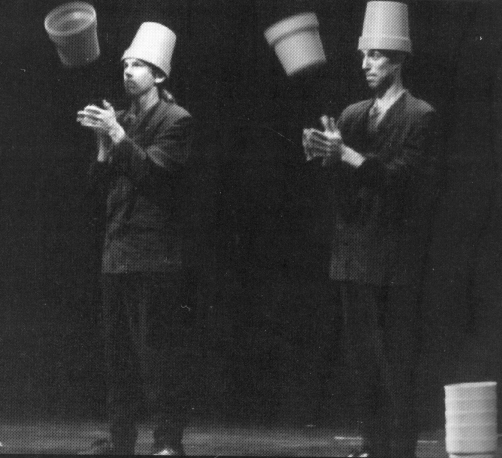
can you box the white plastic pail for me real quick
[265,12,326,76]
[358,1,411,53]
[45,2,100,67]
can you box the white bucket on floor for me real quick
[264,12,326,76]
[45,2,100,67]
[445,382,497,457]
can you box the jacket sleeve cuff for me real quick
[111,136,146,162]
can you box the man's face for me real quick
[360,49,402,92]
[123,58,162,97]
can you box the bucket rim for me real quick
[264,12,319,47]
[45,1,96,38]
[445,381,497,390]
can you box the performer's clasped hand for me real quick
[77,100,125,144]
[303,115,342,163]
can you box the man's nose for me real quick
[362,57,370,70]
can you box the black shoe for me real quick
[151,444,185,456]
[78,438,114,455]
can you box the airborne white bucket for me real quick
[264,12,326,76]
[45,2,100,68]
[445,381,498,458]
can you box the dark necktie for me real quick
[367,103,380,134]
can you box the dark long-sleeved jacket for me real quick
[328,91,442,285]
[89,99,193,273]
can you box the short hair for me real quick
[141,60,176,103]
[359,49,408,65]
[379,50,408,65]
[142,60,167,81]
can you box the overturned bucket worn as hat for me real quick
[122,22,176,77]
[358,1,412,53]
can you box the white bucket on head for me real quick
[45,2,100,68]
[445,382,498,456]
[264,12,326,76]
[122,22,176,78]
[358,1,412,53]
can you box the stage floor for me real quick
[1,420,500,456]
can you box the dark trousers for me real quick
[337,281,420,458]
[100,272,196,452]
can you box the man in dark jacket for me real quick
[77,22,194,456]
[303,3,441,457]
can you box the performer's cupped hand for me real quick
[77,100,118,135]
[303,115,342,162]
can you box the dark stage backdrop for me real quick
[0,0,501,430]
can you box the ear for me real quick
[154,75,166,85]
[394,51,407,66]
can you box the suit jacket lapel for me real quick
[377,91,407,131]
[342,99,374,151]
[135,100,163,137]
[118,100,169,140]
[370,92,408,153]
